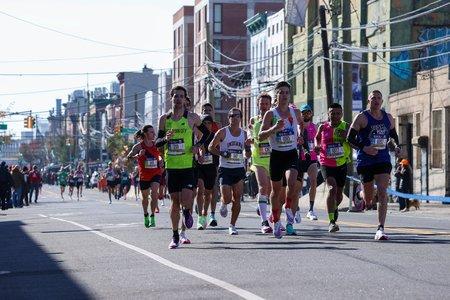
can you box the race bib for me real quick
[201,153,214,165]
[326,143,344,158]
[370,136,387,150]
[258,142,271,158]
[145,158,158,169]
[168,139,185,155]
[227,149,244,165]
[275,129,295,147]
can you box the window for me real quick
[197,44,201,66]
[173,29,176,49]
[268,27,270,36]
[178,26,181,47]
[196,11,201,32]
[415,113,421,169]
[214,89,221,109]
[276,23,279,33]
[382,43,386,58]
[372,52,377,62]
[272,25,275,35]
[432,110,442,168]
[275,46,278,75]
[213,40,221,63]
[317,66,322,89]
[213,4,222,33]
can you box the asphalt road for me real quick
[1,185,450,300]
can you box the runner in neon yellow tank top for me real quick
[155,86,211,249]
[248,93,273,234]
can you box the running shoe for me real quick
[306,210,318,221]
[144,215,150,228]
[286,223,297,236]
[285,208,295,224]
[182,209,193,229]
[149,215,156,228]
[374,229,389,241]
[261,220,273,234]
[220,202,228,218]
[168,238,180,249]
[228,225,238,235]
[180,231,191,244]
[273,221,283,239]
[197,216,205,230]
[109,199,112,204]
[328,222,339,233]
[295,208,302,223]
[208,213,218,227]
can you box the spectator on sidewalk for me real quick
[0,161,14,210]
[22,166,30,206]
[29,165,42,203]
[395,159,413,212]
[11,165,25,208]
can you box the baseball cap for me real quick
[300,104,312,112]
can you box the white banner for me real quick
[285,0,309,27]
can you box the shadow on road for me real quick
[0,221,92,299]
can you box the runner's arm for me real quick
[155,114,168,147]
[347,113,365,150]
[208,129,226,157]
[244,131,251,159]
[258,111,277,141]
[126,143,141,160]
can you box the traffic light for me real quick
[23,116,35,128]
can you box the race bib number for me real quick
[275,129,295,147]
[258,142,270,158]
[201,153,214,165]
[326,143,344,158]
[145,158,158,169]
[168,139,185,155]
[370,136,387,150]
[227,149,244,165]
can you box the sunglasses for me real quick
[228,113,241,118]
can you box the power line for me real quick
[0,9,173,53]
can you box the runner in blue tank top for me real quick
[347,90,401,241]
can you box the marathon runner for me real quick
[75,165,84,201]
[105,162,118,204]
[120,167,131,200]
[299,104,319,220]
[314,103,351,233]
[155,85,211,249]
[67,170,75,200]
[347,90,401,240]
[128,125,162,228]
[195,115,218,230]
[209,107,251,235]
[259,81,304,238]
[201,103,221,227]
[248,92,273,233]
[57,166,69,200]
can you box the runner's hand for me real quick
[166,130,174,140]
[273,119,284,133]
[314,145,321,154]
[138,149,145,157]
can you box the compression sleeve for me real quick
[155,129,167,148]
[347,128,365,150]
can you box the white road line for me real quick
[39,214,264,300]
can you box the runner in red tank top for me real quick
[128,125,162,228]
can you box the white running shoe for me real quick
[220,202,228,218]
[374,228,389,240]
[228,225,238,235]
[273,221,282,239]
[285,208,295,224]
[306,210,318,221]
[295,208,302,223]
[180,231,191,244]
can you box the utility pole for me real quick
[331,0,340,103]
[319,5,333,108]
[360,0,368,109]
[86,90,91,167]
[342,0,353,124]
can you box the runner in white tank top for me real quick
[209,107,251,236]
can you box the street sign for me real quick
[121,127,137,135]
[0,124,7,130]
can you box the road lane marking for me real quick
[39,214,264,300]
